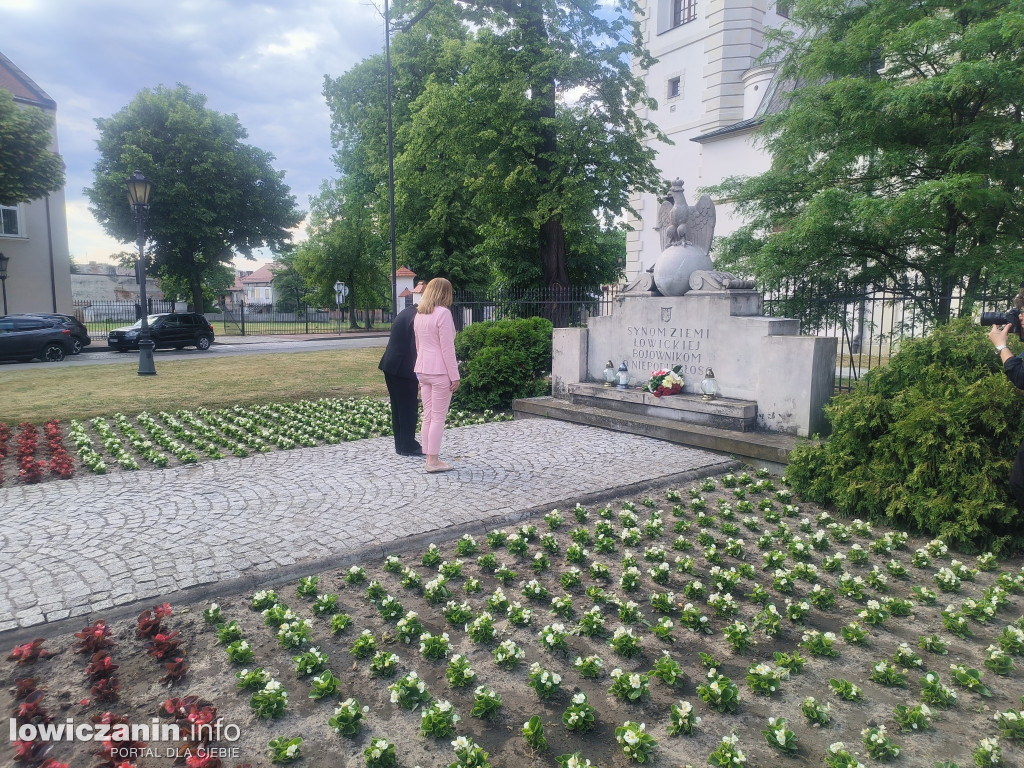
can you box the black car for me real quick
[26,313,91,354]
[0,315,74,362]
[107,312,215,352]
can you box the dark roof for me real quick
[0,50,56,110]
[691,71,792,143]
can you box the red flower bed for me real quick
[16,422,47,484]
[43,420,75,479]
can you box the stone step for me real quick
[513,395,804,468]
[567,382,757,431]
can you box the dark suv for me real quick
[107,312,215,352]
[26,313,91,354]
[0,315,74,362]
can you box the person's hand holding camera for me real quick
[989,323,1013,365]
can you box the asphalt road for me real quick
[0,335,389,371]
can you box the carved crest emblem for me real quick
[661,306,672,323]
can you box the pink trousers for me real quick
[418,373,453,455]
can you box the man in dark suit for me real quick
[379,304,422,456]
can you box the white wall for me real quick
[627,0,789,280]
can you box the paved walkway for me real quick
[0,420,734,636]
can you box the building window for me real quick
[672,0,697,28]
[776,1,791,18]
[667,76,682,100]
[0,205,22,237]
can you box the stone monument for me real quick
[551,178,837,437]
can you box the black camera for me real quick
[980,307,1024,338]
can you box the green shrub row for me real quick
[452,318,553,411]
[787,319,1024,553]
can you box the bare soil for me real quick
[3,477,1022,768]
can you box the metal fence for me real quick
[72,299,181,338]
[763,276,1019,393]
[450,286,619,331]
[216,302,392,337]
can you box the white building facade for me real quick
[0,51,73,314]
[627,0,791,280]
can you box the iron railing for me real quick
[450,286,619,331]
[763,276,1019,393]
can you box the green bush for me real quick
[787,319,1024,553]
[452,318,553,410]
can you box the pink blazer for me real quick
[413,306,460,381]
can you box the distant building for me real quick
[70,261,163,304]
[395,266,417,309]
[0,50,72,314]
[239,263,280,308]
[627,0,790,279]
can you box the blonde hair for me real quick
[417,277,453,314]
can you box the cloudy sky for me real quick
[3,0,386,265]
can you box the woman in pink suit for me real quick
[414,278,461,472]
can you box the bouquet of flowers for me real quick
[646,366,684,397]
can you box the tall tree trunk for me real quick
[190,274,204,314]
[522,0,569,293]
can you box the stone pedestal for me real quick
[551,289,837,437]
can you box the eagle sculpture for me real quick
[655,178,716,256]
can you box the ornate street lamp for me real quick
[0,252,9,315]
[126,170,156,376]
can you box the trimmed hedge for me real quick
[452,318,553,411]
[787,318,1024,553]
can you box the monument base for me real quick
[566,383,756,432]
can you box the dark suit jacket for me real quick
[379,304,418,379]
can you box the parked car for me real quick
[0,315,74,362]
[26,312,91,354]
[107,312,215,352]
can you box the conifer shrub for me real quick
[452,317,553,410]
[787,319,1024,553]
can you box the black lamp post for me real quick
[384,0,398,319]
[126,170,156,376]
[0,252,8,315]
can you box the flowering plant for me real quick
[667,700,699,736]
[528,662,563,699]
[470,685,502,720]
[574,654,604,678]
[446,654,476,688]
[646,366,684,397]
[268,736,302,763]
[563,692,597,733]
[615,720,657,763]
[420,699,460,738]
[708,733,746,766]
[522,715,547,750]
[364,738,397,768]
[389,670,430,708]
[609,668,650,702]
[762,717,798,753]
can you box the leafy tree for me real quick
[85,85,303,311]
[271,252,310,312]
[0,89,65,205]
[293,178,391,329]
[709,0,1024,323]
[322,0,663,293]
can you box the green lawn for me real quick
[0,347,388,424]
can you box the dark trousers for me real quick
[385,373,420,454]
[1012,438,1024,508]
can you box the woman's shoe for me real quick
[425,462,454,473]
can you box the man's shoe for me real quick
[398,448,424,456]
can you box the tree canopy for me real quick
[318,0,664,293]
[85,85,303,311]
[0,89,65,206]
[708,0,1024,323]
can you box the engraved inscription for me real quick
[626,325,710,377]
